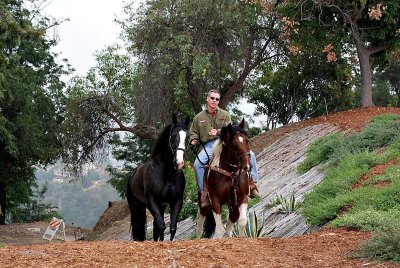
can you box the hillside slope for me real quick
[88,107,400,241]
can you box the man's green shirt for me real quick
[189,108,231,143]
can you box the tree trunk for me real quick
[186,68,202,114]
[354,39,374,107]
[0,182,6,225]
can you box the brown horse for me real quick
[195,119,251,238]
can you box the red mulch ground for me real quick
[2,228,398,268]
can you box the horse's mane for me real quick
[150,122,188,158]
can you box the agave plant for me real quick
[276,191,298,214]
[232,209,266,238]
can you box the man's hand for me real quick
[191,139,199,146]
[209,128,218,136]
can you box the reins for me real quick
[190,139,211,166]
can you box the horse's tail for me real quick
[203,208,215,238]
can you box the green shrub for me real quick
[298,114,400,173]
[353,228,400,263]
[330,209,400,232]
[296,114,400,264]
[180,162,199,220]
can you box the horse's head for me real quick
[220,118,252,172]
[169,114,190,170]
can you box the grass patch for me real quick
[298,114,400,174]
[298,114,400,263]
[301,143,400,226]
[298,133,343,173]
[330,208,400,232]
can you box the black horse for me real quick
[127,114,190,241]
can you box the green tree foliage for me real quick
[247,51,354,128]
[375,61,400,107]
[272,0,400,107]
[10,182,60,223]
[120,0,283,123]
[107,135,153,197]
[0,0,67,224]
[61,45,151,175]
[63,0,282,174]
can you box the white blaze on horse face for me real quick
[238,136,244,143]
[176,130,187,169]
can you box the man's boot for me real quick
[249,177,261,198]
[200,173,211,207]
[200,190,210,207]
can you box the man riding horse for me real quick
[189,89,260,207]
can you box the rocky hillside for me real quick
[87,107,400,241]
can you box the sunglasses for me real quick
[209,96,220,101]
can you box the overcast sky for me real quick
[44,0,127,76]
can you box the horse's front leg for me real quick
[237,202,248,237]
[153,206,166,241]
[226,205,240,237]
[212,211,224,238]
[147,198,166,241]
[211,200,224,238]
[169,197,183,241]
